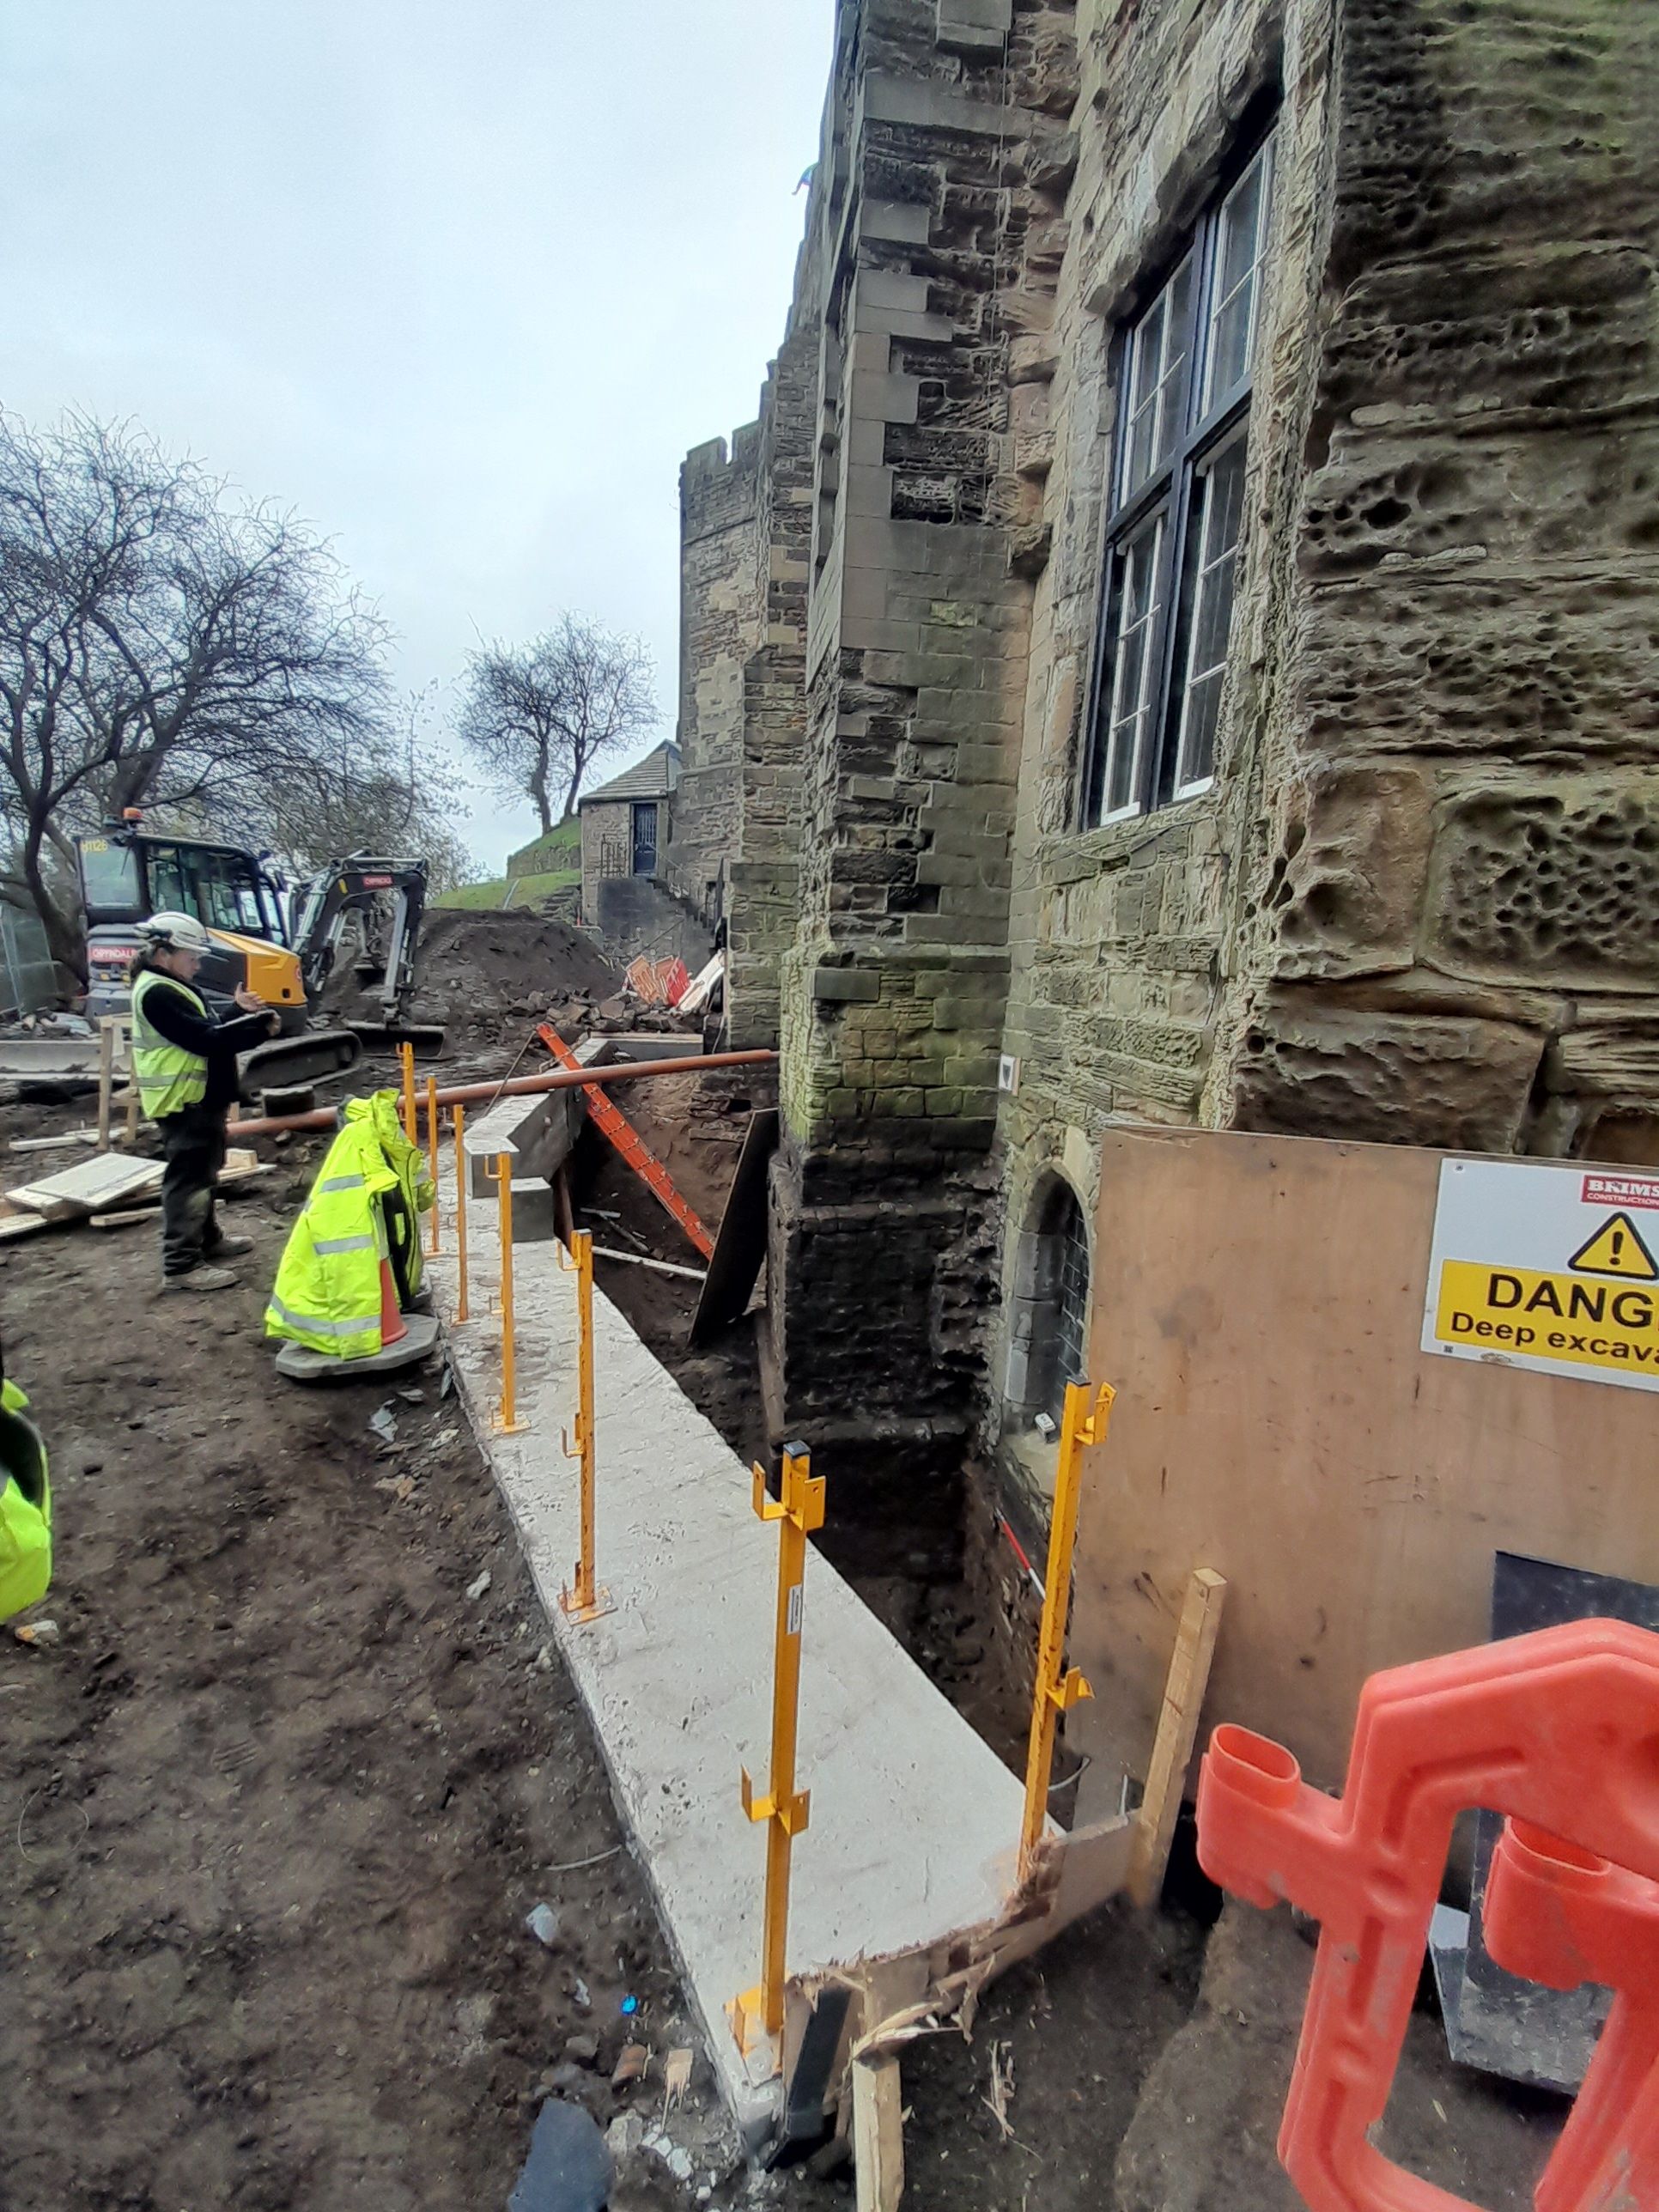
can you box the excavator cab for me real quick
[79,829,306,1022]
[75,820,443,1097]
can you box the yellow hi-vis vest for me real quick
[0,1379,51,1622]
[264,1091,434,1359]
[130,969,210,1119]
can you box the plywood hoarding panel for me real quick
[1073,1126,1659,1796]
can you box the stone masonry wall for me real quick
[578,799,633,920]
[757,0,1087,1547]
[1228,0,1659,1166]
[993,0,1323,1482]
[727,312,820,1049]
[682,0,1659,1538]
[991,0,1659,1503]
[664,430,761,927]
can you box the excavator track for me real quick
[240,1026,364,1095]
[342,1020,446,1058]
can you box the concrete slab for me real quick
[599,1031,705,1062]
[427,1160,1030,2148]
[0,1036,102,1078]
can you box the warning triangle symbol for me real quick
[1569,1211,1659,1281]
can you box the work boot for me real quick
[206,1232,255,1258]
[162,1266,240,1293]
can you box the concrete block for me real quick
[464,1086,582,1200]
[857,304,957,345]
[915,853,980,888]
[939,0,1012,29]
[842,464,896,520]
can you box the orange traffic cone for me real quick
[378,1258,408,1349]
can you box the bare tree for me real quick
[455,615,656,834]
[261,690,477,895]
[0,410,392,984]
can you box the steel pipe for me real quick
[232,1048,777,1139]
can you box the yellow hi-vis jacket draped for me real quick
[130,969,209,1119]
[0,1378,51,1622]
[264,1091,435,1360]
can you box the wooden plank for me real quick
[91,1206,161,1230]
[5,1189,82,1223]
[9,1131,99,1153]
[852,2053,905,2212]
[1127,1567,1226,1908]
[217,1159,275,1188]
[0,1212,51,1243]
[124,1024,139,1144]
[690,1108,779,1346]
[8,1152,163,1219]
[97,1018,116,1148]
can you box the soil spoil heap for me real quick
[325,908,622,1055]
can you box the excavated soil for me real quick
[321,907,622,1057]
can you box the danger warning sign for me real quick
[1423,1159,1659,1395]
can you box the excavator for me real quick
[75,815,444,1093]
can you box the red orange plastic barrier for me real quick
[1195,1619,1659,2212]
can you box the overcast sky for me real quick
[0,3,831,871]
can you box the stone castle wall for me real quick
[665,429,761,927]
[991,0,1659,1497]
[1231,0,1659,1168]
[677,0,1659,1528]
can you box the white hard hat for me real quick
[136,910,212,954]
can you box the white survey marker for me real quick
[1422,1158,1659,1395]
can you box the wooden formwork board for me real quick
[1072,1125,1659,1798]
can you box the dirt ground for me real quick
[0,1139,772,2210]
[0,1032,1568,2211]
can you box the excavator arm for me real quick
[290,856,441,1051]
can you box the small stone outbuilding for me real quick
[578,742,680,908]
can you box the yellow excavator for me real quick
[75,815,444,1092]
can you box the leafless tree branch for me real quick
[454,615,657,835]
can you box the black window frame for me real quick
[1079,118,1278,829]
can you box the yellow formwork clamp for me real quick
[730,1443,826,2063]
[452,1102,469,1322]
[1018,1380,1114,1881]
[486,1154,526,1437]
[425,1076,441,1256]
[557,1229,612,1624]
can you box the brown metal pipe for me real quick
[231,1048,778,1139]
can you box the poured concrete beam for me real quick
[428,1157,1032,2148]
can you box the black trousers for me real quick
[157,1102,229,1277]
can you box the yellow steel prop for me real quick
[486,1154,526,1436]
[729,1444,826,2061]
[425,1077,441,1255]
[399,1040,416,1144]
[1018,1379,1114,1881]
[556,1229,612,1623]
[452,1103,470,1322]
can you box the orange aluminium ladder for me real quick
[537,1024,714,1259]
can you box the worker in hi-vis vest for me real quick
[128,912,280,1292]
[0,1339,50,1623]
